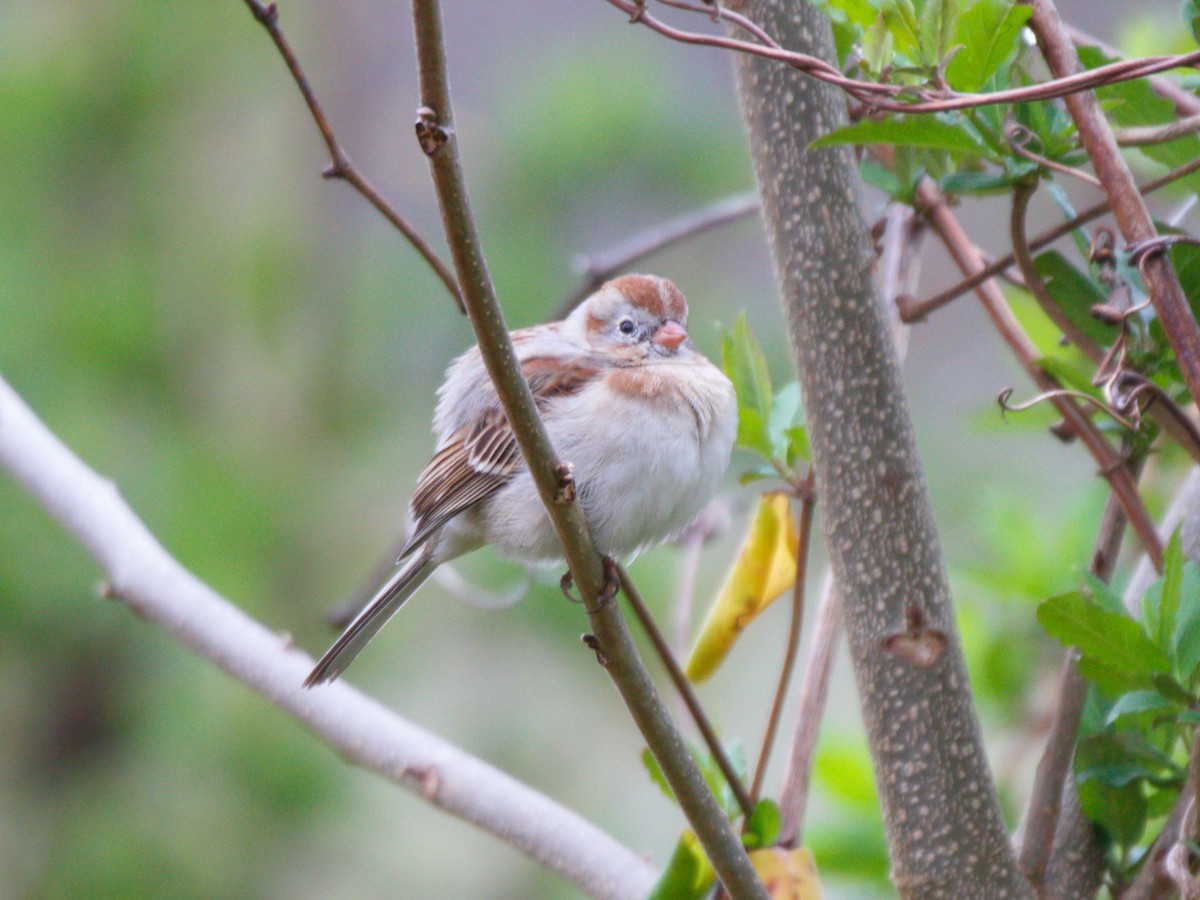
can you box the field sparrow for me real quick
[305,274,737,686]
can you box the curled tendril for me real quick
[1005,123,1101,187]
[997,386,1141,432]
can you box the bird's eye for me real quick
[618,318,637,336]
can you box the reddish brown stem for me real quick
[241,0,462,311]
[1029,0,1200,412]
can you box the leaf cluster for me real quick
[1039,531,1200,872]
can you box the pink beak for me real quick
[653,320,688,350]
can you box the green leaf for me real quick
[882,0,923,60]
[722,315,775,460]
[812,116,985,154]
[1104,689,1176,727]
[1186,0,1200,45]
[1031,251,1117,348]
[648,832,715,900]
[945,0,1032,93]
[742,798,782,849]
[938,169,1016,195]
[1038,591,1171,691]
[768,381,804,462]
[1078,778,1147,847]
[1172,561,1200,683]
[1159,529,1185,658]
[918,0,957,66]
[641,748,675,803]
[862,12,896,75]
[784,426,810,467]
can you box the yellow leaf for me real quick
[748,846,823,900]
[685,492,798,682]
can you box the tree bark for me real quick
[730,2,1031,895]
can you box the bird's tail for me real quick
[304,545,436,687]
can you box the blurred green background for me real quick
[0,1,1188,897]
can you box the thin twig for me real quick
[602,0,1200,115]
[1115,113,1200,148]
[775,574,839,848]
[901,155,1200,322]
[616,565,755,820]
[240,0,463,312]
[748,472,816,805]
[1018,478,1133,888]
[915,178,1164,572]
[557,192,761,317]
[410,2,764,895]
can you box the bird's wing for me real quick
[400,353,604,556]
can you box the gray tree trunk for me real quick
[730,2,1032,895]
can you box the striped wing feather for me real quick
[399,354,602,556]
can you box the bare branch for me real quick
[900,155,1200,323]
[748,472,815,806]
[602,0,1200,115]
[409,2,764,895]
[615,565,755,821]
[558,192,761,317]
[1115,113,1200,148]
[0,375,654,900]
[240,0,463,312]
[775,573,839,849]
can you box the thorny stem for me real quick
[240,0,463,312]
[901,155,1200,322]
[916,179,1164,572]
[1029,0,1200,412]
[603,0,1200,115]
[748,472,815,806]
[1017,477,1133,890]
[557,192,761,318]
[616,565,755,821]
[410,2,765,896]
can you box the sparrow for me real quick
[305,274,737,686]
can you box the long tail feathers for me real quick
[304,546,436,688]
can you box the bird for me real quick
[305,274,737,687]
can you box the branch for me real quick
[0,375,654,900]
[616,565,754,820]
[915,179,1163,571]
[557,192,761,317]
[1115,113,1200,148]
[240,0,462,312]
[409,2,765,896]
[775,573,838,849]
[1018,479,1132,888]
[900,154,1200,323]
[1028,0,1200,411]
[603,0,1200,115]
[748,473,815,805]
[731,3,1031,894]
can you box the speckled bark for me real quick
[730,2,1032,896]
